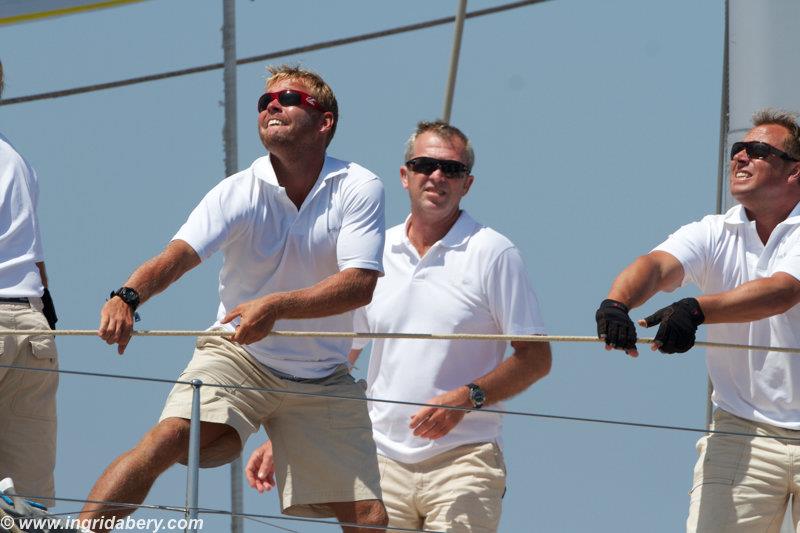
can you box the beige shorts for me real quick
[160,335,381,518]
[0,300,58,507]
[687,408,800,533]
[378,442,506,533]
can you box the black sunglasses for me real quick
[730,141,799,162]
[405,157,470,177]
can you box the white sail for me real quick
[723,0,800,210]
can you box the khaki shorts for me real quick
[687,408,800,533]
[378,442,506,533]
[160,335,381,518]
[0,299,58,507]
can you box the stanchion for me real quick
[185,379,202,533]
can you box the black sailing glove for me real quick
[595,299,637,352]
[41,288,58,330]
[640,297,705,354]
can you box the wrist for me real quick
[601,298,630,312]
[465,383,486,409]
[111,286,140,312]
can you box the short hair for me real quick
[266,64,339,146]
[404,121,475,171]
[752,108,800,160]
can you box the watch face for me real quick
[116,287,139,307]
[473,390,486,404]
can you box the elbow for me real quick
[538,347,553,379]
[354,271,379,307]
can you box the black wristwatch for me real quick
[466,383,486,409]
[111,287,140,312]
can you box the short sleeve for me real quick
[172,178,252,260]
[337,178,385,272]
[485,247,547,335]
[774,233,800,282]
[27,164,45,262]
[652,219,713,288]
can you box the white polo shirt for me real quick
[353,211,546,463]
[654,202,800,428]
[0,133,45,297]
[174,154,385,378]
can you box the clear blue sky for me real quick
[1,1,725,531]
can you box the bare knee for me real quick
[358,499,388,526]
[131,418,191,468]
[333,499,388,530]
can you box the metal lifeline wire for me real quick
[2,331,798,532]
[0,329,798,442]
[0,0,553,107]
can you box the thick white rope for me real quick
[0,329,798,354]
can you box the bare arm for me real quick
[697,272,800,324]
[607,251,685,308]
[99,239,201,354]
[348,348,362,367]
[223,268,379,345]
[35,262,48,288]
[410,341,552,440]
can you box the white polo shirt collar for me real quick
[395,210,477,256]
[254,154,348,211]
[723,201,800,228]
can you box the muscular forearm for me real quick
[260,268,378,321]
[471,341,552,407]
[607,252,683,309]
[698,273,800,324]
[122,240,201,304]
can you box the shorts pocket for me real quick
[29,336,58,361]
[689,431,749,493]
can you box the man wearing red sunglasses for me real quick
[82,65,387,532]
[596,108,800,532]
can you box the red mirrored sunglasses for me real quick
[257,90,326,113]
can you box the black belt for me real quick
[0,297,29,304]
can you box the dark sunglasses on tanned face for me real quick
[730,141,800,162]
[405,157,470,178]
[257,90,326,113]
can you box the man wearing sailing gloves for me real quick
[596,109,800,532]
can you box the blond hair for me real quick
[266,64,338,146]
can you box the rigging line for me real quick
[1,362,798,442]
[241,515,301,533]
[0,329,797,354]
[20,495,441,533]
[204,508,443,533]
[0,0,553,107]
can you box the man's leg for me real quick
[266,367,383,521]
[0,303,58,507]
[329,499,388,533]
[686,409,789,533]
[374,454,422,531]
[419,443,506,533]
[79,418,237,533]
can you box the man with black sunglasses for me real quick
[595,108,800,532]
[81,65,388,532]
[344,121,551,531]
